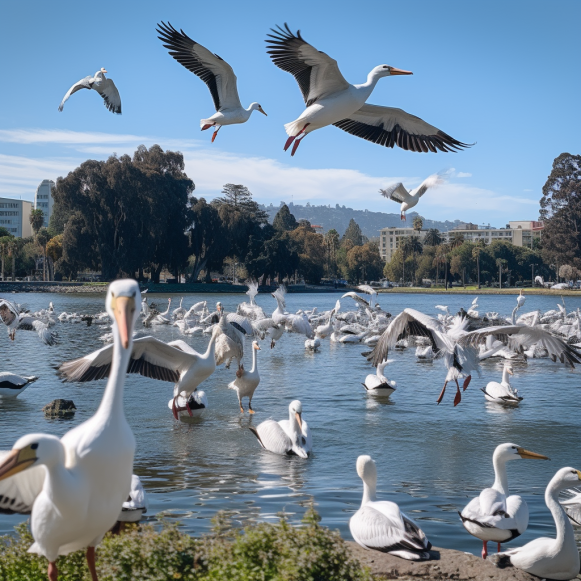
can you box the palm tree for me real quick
[29,209,45,235]
[424,228,441,247]
[496,258,507,289]
[36,228,52,282]
[7,238,19,282]
[413,216,423,233]
[433,244,450,289]
[0,236,11,281]
[450,232,465,248]
[409,235,423,285]
[472,240,486,289]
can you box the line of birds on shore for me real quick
[58,21,471,159]
[2,283,581,579]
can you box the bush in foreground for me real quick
[0,508,371,581]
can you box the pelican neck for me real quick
[546,478,572,546]
[361,479,377,506]
[492,454,510,496]
[502,367,510,386]
[250,347,258,374]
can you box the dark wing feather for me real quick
[334,104,472,153]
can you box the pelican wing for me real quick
[368,308,447,366]
[411,172,446,199]
[94,78,122,114]
[458,325,581,367]
[333,104,471,153]
[380,183,409,204]
[357,285,377,296]
[57,337,198,383]
[58,76,92,112]
[226,313,253,335]
[0,452,45,514]
[157,21,241,111]
[14,316,57,345]
[342,292,370,308]
[249,420,292,455]
[266,24,350,107]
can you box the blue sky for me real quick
[0,0,579,227]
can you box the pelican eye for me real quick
[383,66,389,69]
[512,446,517,449]
[30,443,39,450]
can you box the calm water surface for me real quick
[1,291,581,556]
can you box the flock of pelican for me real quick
[1,282,581,579]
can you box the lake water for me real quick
[1,290,581,556]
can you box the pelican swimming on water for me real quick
[266,23,471,156]
[481,363,522,404]
[350,455,431,560]
[459,443,549,558]
[0,372,38,398]
[0,279,139,581]
[362,360,396,395]
[157,22,267,142]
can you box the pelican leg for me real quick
[463,375,472,391]
[453,379,462,406]
[497,542,501,553]
[185,399,194,417]
[482,541,488,559]
[270,339,275,349]
[238,394,244,414]
[201,123,213,131]
[284,134,297,151]
[400,212,405,221]
[248,398,255,414]
[211,126,222,143]
[436,381,448,404]
[291,132,307,157]
[86,546,98,581]
[48,562,58,581]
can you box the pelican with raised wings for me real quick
[380,172,447,221]
[0,279,138,581]
[459,443,549,559]
[58,68,121,114]
[157,22,267,142]
[266,24,471,156]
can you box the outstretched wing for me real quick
[334,104,471,153]
[157,21,241,111]
[266,23,350,107]
[94,78,122,114]
[58,76,92,112]
[380,182,409,204]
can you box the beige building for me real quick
[379,220,543,262]
[35,179,55,227]
[0,197,33,238]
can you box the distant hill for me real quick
[258,202,465,239]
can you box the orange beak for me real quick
[295,412,302,430]
[390,67,413,76]
[113,296,135,349]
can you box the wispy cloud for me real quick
[0,128,538,224]
[456,172,472,178]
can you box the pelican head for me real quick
[504,363,514,376]
[356,455,377,486]
[100,68,107,74]
[0,434,63,481]
[494,442,549,463]
[289,400,303,429]
[373,65,413,78]
[552,467,581,490]
[250,103,267,116]
[253,340,261,351]
[107,279,139,350]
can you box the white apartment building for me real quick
[0,198,33,238]
[379,220,543,262]
[35,179,55,227]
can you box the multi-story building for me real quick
[0,198,33,237]
[34,179,55,227]
[379,220,543,262]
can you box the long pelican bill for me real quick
[295,412,302,430]
[113,296,135,349]
[0,446,38,481]
[517,448,550,460]
[390,67,413,76]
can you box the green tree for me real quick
[449,231,465,248]
[0,236,12,281]
[346,242,384,283]
[29,209,44,234]
[413,216,423,233]
[36,228,52,281]
[424,228,441,247]
[324,229,340,277]
[273,204,298,232]
[540,153,581,269]
[0,227,10,237]
[213,184,268,223]
[472,246,482,289]
[7,238,20,281]
[342,218,364,247]
[289,224,326,283]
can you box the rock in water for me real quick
[43,399,76,417]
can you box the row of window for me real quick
[0,203,18,208]
[0,211,19,216]
[0,219,15,224]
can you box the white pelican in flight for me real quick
[459,443,549,558]
[157,22,267,142]
[380,172,447,221]
[350,455,431,560]
[58,68,121,114]
[0,279,139,581]
[490,467,581,580]
[266,24,471,156]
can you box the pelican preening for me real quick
[459,443,549,559]
[0,279,138,581]
[266,24,471,156]
[350,455,431,560]
[157,22,267,142]
[380,171,447,221]
[58,68,122,114]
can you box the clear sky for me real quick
[0,0,579,227]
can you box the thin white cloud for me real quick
[523,188,533,192]
[456,172,472,178]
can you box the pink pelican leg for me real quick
[482,541,488,559]
[453,379,462,406]
[284,123,310,152]
[437,381,448,404]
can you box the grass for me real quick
[377,286,581,296]
[0,508,371,581]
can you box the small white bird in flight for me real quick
[266,24,471,156]
[157,22,267,143]
[380,172,447,220]
[58,68,121,114]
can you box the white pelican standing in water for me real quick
[459,443,549,558]
[249,400,311,457]
[0,279,139,581]
[157,22,267,142]
[490,467,581,580]
[266,24,471,156]
[228,341,261,413]
[350,455,431,560]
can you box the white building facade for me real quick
[379,221,543,262]
[0,198,33,238]
[34,179,55,227]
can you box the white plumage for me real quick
[481,363,522,404]
[58,68,121,114]
[362,360,396,395]
[0,372,38,398]
[228,341,261,413]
